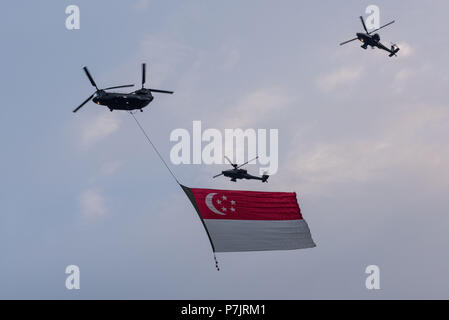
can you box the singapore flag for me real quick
[181,185,316,252]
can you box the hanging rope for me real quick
[129,111,180,185]
[129,111,220,271]
[213,252,220,271]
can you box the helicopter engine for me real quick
[372,33,380,42]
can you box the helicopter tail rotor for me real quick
[389,44,400,57]
[262,173,269,183]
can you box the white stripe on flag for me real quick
[204,219,316,252]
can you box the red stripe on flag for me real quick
[190,188,303,220]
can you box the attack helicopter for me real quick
[213,156,269,183]
[73,63,174,113]
[340,16,400,57]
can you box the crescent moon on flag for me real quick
[205,193,226,216]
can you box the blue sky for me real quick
[1,0,449,298]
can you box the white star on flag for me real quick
[208,194,237,215]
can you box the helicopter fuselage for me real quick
[73,64,173,113]
[221,169,268,182]
[339,17,399,58]
[356,32,381,47]
[92,90,154,111]
[355,32,398,56]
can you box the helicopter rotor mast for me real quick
[142,63,146,89]
[235,156,259,169]
[213,156,260,178]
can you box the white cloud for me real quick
[79,188,107,219]
[289,104,449,193]
[292,140,391,189]
[138,36,199,85]
[392,68,415,93]
[222,87,297,128]
[219,48,240,71]
[134,0,150,10]
[396,42,413,58]
[316,66,364,92]
[99,160,122,176]
[80,113,121,148]
[395,68,414,82]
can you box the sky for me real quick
[0,0,449,299]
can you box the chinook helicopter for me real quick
[340,16,400,57]
[213,156,269,183]
[73,63,173,113]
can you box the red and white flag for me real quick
[182,185,316,252]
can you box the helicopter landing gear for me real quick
[109,108,113,112]
[140,109,143,112]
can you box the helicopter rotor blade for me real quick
[213,173,224,178]
[149,88,174,94]
[339,37,359,46]
[73,93,95,113]
[142,63,146,88]
[368,20,395,34]
[102,84,134,90]
[236,156,259,169]
[224,156,234,166]
[360,16,368,33]
[83,67,98,90]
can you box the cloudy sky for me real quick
[1,0,448,299]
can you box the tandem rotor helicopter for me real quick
[73,63,174,113]
[213,156,269,183]
[340,16,400,57]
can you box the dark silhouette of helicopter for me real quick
[213,156,269,183]
[73,63,173,113]
[340,16,400,57]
